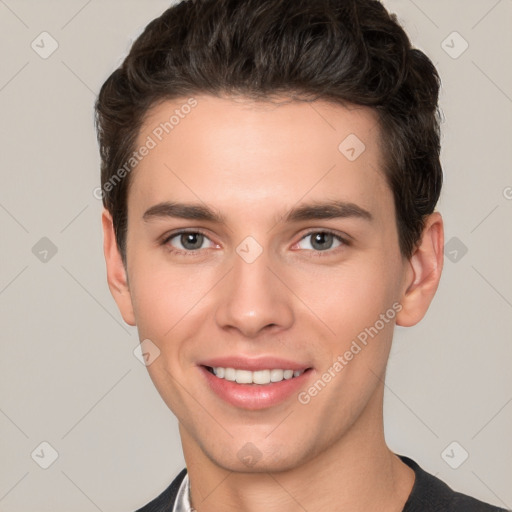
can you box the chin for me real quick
[200,436,315,474]
[212,453,304,474]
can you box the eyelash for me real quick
[161,229,351,257]
[161,229,214,257]
[299,230,351,256]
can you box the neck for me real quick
[181,382,415,512]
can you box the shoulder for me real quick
[134,468,187,512]
[399,455,509,512]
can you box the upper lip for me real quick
[199,356,311,372]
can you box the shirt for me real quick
[135,454,509,512]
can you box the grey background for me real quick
[0,1,511,511]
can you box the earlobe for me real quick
[396,212,444,327]
[101,209,136,326]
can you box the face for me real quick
[106,94,427,473]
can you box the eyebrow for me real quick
[143,202,226,223]
[142,200,373,224]
[283,200,373,223]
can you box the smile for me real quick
[200,365,313,409]
[206,366,306,385]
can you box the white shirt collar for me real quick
[172,472,195,512]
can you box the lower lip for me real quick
[199,366,313,410]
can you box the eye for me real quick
[162,230,216,254]
[295,231,347,252]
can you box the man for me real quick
[95,0,507,510]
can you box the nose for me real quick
[214,248,295,339]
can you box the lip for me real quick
[198,358,314,410]
[198,356,310,372]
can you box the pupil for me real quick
[181,233,203,250]
[312,232,333,251]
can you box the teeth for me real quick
[253,370,270,384]
[224,367,236,381]
[235,370,252,384]
[210,367,305,384]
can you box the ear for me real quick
[396,212,444,327]
[101,209,136,326]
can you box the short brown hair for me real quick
[95,0,443,265]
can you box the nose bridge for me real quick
[214,241,294,337]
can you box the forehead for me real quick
[129,94,391,221]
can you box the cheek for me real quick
[129,273,172,339]
[127,250,213,338]
[128,262,208,414]
[291,255,402,342]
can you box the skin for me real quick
[102,94,444,512]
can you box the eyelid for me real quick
[160,228,351,256]
[161,227,212,244]
[161,228,218,254]
[296,228,352,246]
